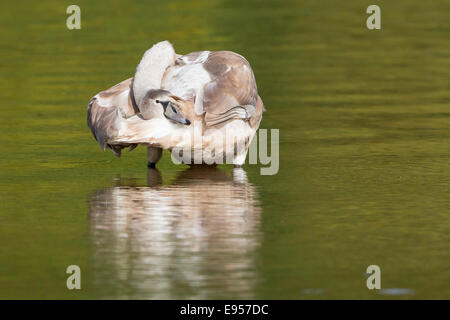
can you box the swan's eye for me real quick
[156,100,170,109]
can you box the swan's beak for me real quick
[162,102,191,125]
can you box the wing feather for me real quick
[201,51,260,126]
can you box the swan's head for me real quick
[139,89,191,125]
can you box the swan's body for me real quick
[87,41,264,166]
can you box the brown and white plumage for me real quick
[87,41,264,165]
[87,78,138,156]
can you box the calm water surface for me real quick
[0,0,449,299]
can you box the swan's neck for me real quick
[132,41,176,107]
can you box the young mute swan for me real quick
[87,41,264,167]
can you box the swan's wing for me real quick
[87,78,138,156]
[163,50,264,128]
[109,117,175,150]
[201,51,263,127]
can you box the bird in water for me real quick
[87,41,264,168]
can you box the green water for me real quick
[0,0,449,299]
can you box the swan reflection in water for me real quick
[88,167,262,299]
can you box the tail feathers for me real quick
[87,96,140,157]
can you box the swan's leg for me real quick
[147,146,163,168]
[147,167,163,186]
[233,149,248,168]
[232,167,248,184]
[230,130,253,168]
